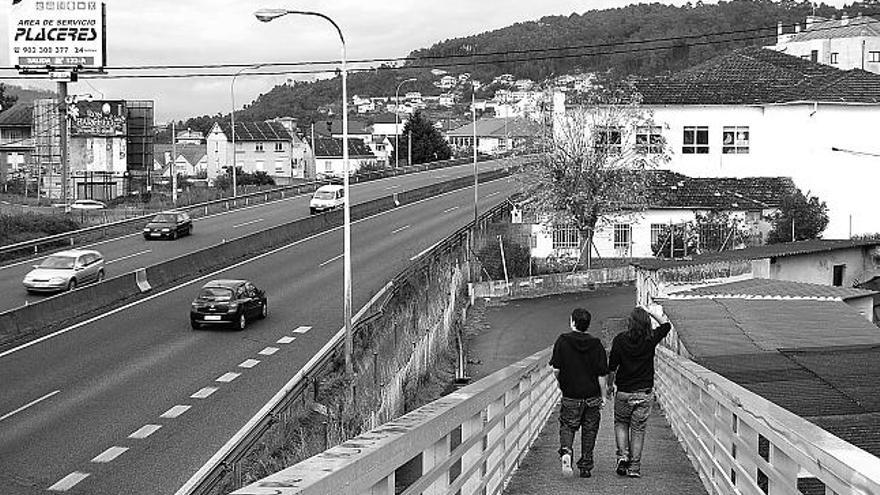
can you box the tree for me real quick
[398,110,451,164]
[519,79,669,268]
[767,189,829,243]
[0,84,18,114]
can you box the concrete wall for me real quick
[469,265,636,299]
[769,247,871,287]
[770,36,880,73]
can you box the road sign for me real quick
[8,1,107,73]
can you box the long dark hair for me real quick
[626,306,652,341]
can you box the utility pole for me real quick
[171,121,178,206]
[408,130,412,166]
[58,81,69,205]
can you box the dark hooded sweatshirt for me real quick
[550,332,608,399]
[608,322,671,393]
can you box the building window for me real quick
[722,126,750,154]
[810,50,818,63]
[275,142,284,152]
[650,223,665,247]
[683,126,709,154]
[870,51,880,63]
[255,160,265,172]
[833,264,846,287]
[552,225,580,251]
[636,126,663,154]
[593,126,622,155]
[613,223,632,256]
[830,52,839,64]
[255,143,264,152]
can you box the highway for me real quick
[0,174,515,494]
[0,159,515,314]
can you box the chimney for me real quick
[842,13,849,26]
[777,21,783,36]
[795,24,801,33]
[805,16,815,30]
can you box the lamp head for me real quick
[254,8,288,22]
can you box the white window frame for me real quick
[636,126,663,154]
[593,126,622,155]
[274,142,284,152]
[682,126,709,154]
[870,51,880,63]
[552,224,580,251]
[613,223,632,256]
[255,143,264,153]
[722,126,750,154]
[830,52,839,64]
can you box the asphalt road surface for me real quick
[0,175,515,494]
[0,158,516,314]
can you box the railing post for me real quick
[768,444,799,495]
[422,435,451,495]
[369,474,395,495]
[460,412,483,495]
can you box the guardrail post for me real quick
[460,412,483,495]
[369,474,395,495]
[485,396,505,494]
[422,434,451,494]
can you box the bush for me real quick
[476,239,532,280]
[0,212,81,246]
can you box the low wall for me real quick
[635,259,754,306]
[231,347,558,495]
[0,164,521,352]
[469,265,636,300]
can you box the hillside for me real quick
[183,0,862,132]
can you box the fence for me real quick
[0,154,527,263]
[175,201,512,495]
[469,265,636,299]
[654,345,880,495]
[231,347,559,495]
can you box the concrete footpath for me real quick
[464,287,707,495]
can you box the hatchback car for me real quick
[190,279,267,330]
[309,184,345,214]
[70,199,107,210]
[22,249,105,293]
[144,211,192,240]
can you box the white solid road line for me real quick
[129,424,162,439]
[277,336,296,344]
[191,387,218,399]
[443,206,459,213]
[238,359,260,368]
[232,219,264,229]
[48,471,90,492]
[391,225,410,234]
[160,405,191,419]
[0,389,60,423]
[292,326,312,334]
[486,191,500,197]
[216,372,240,383]
[91,446,128,463]
[385,185,400,190]
[319,253,343,267]
[106,249,151,265]
[0,181,509,360]
[258,347,279,356]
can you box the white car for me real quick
[23,249,105,293]
[309,184,345,215]
[70,199,107,210]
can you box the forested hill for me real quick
[198,0,861,130]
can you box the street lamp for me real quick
[255,8,354,377]
[231,64,267,199]
[395,78,416,168]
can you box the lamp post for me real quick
[231,63,266,198]
[395,78,416,168]
[255,8,354,377]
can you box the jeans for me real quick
[558,396,602,472]
[613,389,654,472]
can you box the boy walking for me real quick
[550,308,609,479]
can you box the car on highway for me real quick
[309,184,345,214]
[69,199,107,210]
[143,210,192,240]
[22,249,105,293]
[190,279,267,330]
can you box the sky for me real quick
[0,0,852,122]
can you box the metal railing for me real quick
[0,154,527,262]
[655,344,880,495]
[231,347,558,495]
[175,200,513,495]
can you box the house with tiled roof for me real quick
[768,14,880,73]
[154,143,208,177]
[308,136,377,178]
[446,117,542,155]
[554,46,880,238]
[521,170,796,260]
[0,102,34,184]
[206,121,307,185]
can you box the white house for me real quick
[175,128,204,145]
[554,47,880,238]
[521,171,794,260]
[446,117,541,155]
[206,121,300,185]
[310,136,378,177]
[768,14,880,73]
[439,75,457,89]
[155,143,208,177]
[371,114,407,136]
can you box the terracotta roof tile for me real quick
[0,102,33,127]
[309,136,375,158]
[786,16,880,42]
[217,121,292,142]
[671,278,877,300]
[644,170,794,209]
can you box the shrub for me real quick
[0,212,81,246]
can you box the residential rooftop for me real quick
[668,277,877,301]
[783,15,880,42]
[446,117,542,138]
[646,170,795,209]
[216,121,292,142]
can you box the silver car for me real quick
[22,249,105,293]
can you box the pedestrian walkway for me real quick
[464,287,707,495]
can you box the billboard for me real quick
[8,1,106,71]
[69,100,126,137]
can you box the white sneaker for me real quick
[561,453,573,477]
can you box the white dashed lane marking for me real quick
[443,206,459,213]
[259,347,279,356]
[239,359,260,368]
[277,336,296,344]
[292,326,312,334]
[319,254,343,267]
[216,372,240,383]
[160,405,191,418]
[392,225,410,234]
[191,387,218,399]
[232,219,264,229]
[48,472,90,492]
[129,424,162,439]
[91,446,128,463]
[106,250,151,265]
